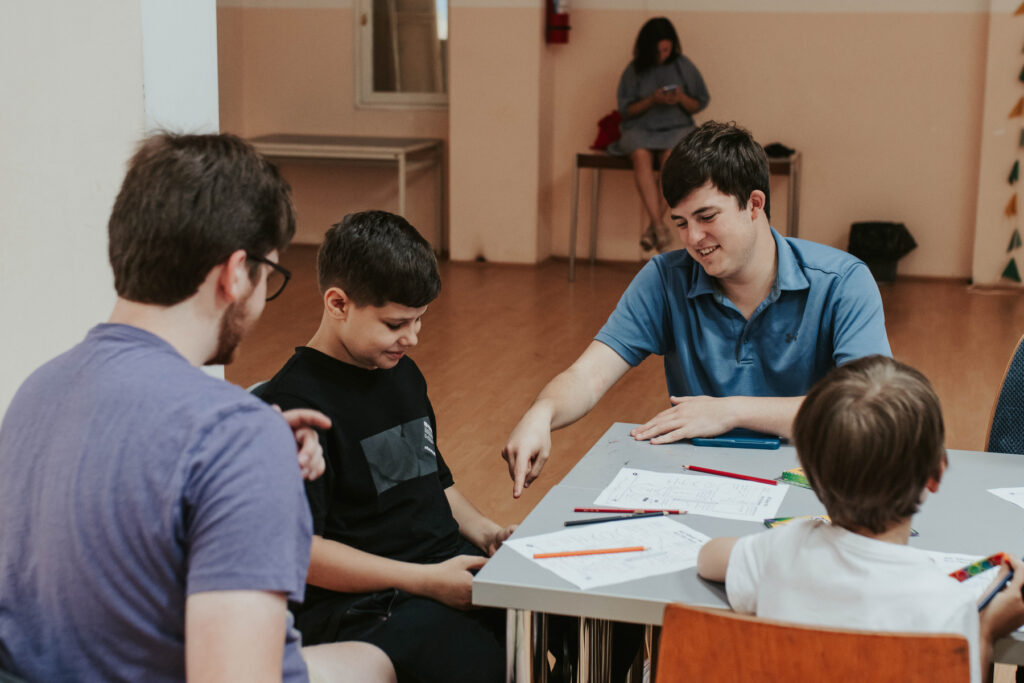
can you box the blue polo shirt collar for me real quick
[685,227,809,301]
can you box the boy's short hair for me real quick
[109,132,295,305]
[793,355,946,535]
[317,210,440,307]
[661,120,771,220]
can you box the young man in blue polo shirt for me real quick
[503,120,891,497]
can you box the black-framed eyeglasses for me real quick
[246,253,292,302]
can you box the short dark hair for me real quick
[108,132,295,305]
[793,355,946,535]
[632,17,681,73]
[661,121,771,220]
[317,210,440,307]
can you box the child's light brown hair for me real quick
[793,355,946,535]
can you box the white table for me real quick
[473,423,1024,681]
[249,134,445,253]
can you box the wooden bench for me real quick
[568,151,802,281]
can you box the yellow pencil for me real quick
[533,545,646,559]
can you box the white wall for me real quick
[141,0,220,135]
[0,1,220,412]
[0,3,144,411]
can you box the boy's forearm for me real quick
[696,537,738,582]
[727,396,803,440]
[445,487,501,551]
[307,535,432,596]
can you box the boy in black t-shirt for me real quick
[256,211,513,683]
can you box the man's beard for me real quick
[206,298,250,366]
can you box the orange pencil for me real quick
[533,545,646,559]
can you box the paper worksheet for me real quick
[503,516,710,590]
[922,549,1017,606]
[592,467,788,522]
[988,487,1024,511]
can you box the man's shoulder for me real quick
[782,236,866,279]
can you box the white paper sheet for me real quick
[592,467,788,522]
[503,516,710,590]
[988,487,1024,511]
[888,549,1024,632]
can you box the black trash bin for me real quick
[847,221,917,283]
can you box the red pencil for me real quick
[684,464,778,486]
[573,507,684,514]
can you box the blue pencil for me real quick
[977,569,1014,611]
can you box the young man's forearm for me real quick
[725,396,803,440]
[535,341,632,431]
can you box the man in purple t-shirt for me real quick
[0,134,394,683]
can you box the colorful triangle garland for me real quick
[1011,160,1020,184]
[1002,258,1022,282]
[1011,98,1024,118]
[1016,1,1024,16]
[1006,193,1018,217]
[1010,229,1023,252]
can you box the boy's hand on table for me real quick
[274,406,331,480]
[502,411,552,498]
[421,555,488,610]
[484,525,518,557]
[629,395,736,445]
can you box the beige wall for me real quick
[0,3,143,411]
[449,5,544,262]
[1,0,221,412]
[219,1,998,276]
[217,4,447,247]
[973,0,1024,285]
[551,9,987,278]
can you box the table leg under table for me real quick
[569,159,581,282]
[397,152,407,219]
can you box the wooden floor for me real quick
[228,247,1024,528]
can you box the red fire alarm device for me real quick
[546,0,570,43]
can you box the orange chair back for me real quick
[656,603,971,683]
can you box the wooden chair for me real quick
[656,603,971,683]
[987,332,1024,455]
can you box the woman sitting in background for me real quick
[609,17,710,252]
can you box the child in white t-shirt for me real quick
[697,355,1024,683]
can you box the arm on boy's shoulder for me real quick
[696,537,738,584]
[251,386,331,482]
[271,405,329,481]
[445,486,517,556]
[307,535,486,610]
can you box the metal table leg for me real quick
[436,145,445,255]
[569,156,580,281]
[589,168,601,264]
[578,617,614,683]
[398,152,407,218]
[507,609,539,683]
[789,152,801,239]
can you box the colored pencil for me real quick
[573,507,683,514]
[684,464,778,486]
[533,546,646,559]
[564,511,668,527]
